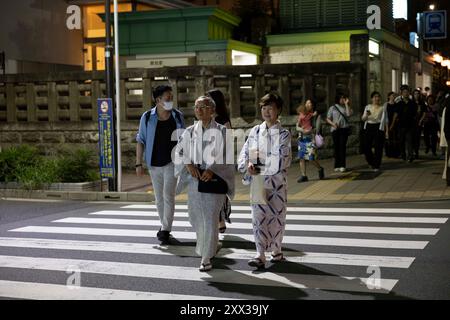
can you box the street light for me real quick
[442,59,450,68]
[433,53,443,63]
[429,4,436,10]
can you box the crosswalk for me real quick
[0,203,448,300]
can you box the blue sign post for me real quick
[97,98,116,189]
[423,10,447,40]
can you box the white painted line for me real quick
[122,204,450,215]
[0,280,230,300]
[9,226,429,249]
[89,210,448,224]
[54,217,440,236]
[0,237,416,268]
[0,255,398,294]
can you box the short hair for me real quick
[259,92,283,112]
[371,91,381,98]
[400,84,410,92]
[425,87,430,91]
[335,93,349,104]
[152,85,172,101]
[195,96,216,109]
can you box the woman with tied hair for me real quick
[174,96,235,272]
[206,89,232,234]
[238,92,292,269]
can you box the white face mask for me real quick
[162,101,173,111]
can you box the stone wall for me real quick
[269,42,351,64]
[0,63,363,168]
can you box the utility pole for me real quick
[105,0,117,191]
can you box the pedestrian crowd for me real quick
[135,84,450,272]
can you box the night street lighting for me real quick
[429,4,436,10]
[433,53,443,63]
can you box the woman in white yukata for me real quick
[238,92,292,269]
[174,96,235,272]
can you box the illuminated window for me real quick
[232,50,258,66]
[402,71,409,86]
[369,39,380,56]
[393,0,408,20]
[392,69,398,92]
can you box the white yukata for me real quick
[174,120,235,261]
[238,121,292,255]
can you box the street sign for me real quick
[423,10,447,39]
[97,98,116,181]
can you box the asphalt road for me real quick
[0,198,449,300]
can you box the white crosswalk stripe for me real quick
[0,204,447,299]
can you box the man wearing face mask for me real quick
[136,85,185,244]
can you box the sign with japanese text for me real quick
[97,98,115,179]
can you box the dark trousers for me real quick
[399,127,414,160]
[413,125,421,157]
[423,123,438,154]
[385,126,401,158]
[332,128,349,168]
[364,124,385,169]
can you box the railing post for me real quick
[26,83,36,122]
[6,83,16,123]
[69,81,80,122]
[278,76,290,116]
[47,82,57,122]
[228,75,240,118]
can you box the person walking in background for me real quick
[412,89,426,159]
[440,93,450,186]
[392,85,418,163]
[238,93,292,269]
[174,96,235,272]
[362,91,388,171]
[136,85,185,245]
[385,92,400,158]
[326,94,353,172]
[206,89,232,234]
[296,99,325,182]
[420,95,440,157]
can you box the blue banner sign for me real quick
[97,98,115,179]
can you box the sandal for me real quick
[219,226,226,234]
[270,253,285,263]
[199,263,212,272]
[248,258,265,269]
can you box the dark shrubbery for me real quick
[0,145,100,189]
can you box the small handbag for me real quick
[197,168,228,194]
[314,133,324,148]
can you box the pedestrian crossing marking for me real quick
[0,255,398,294]
[53,217,440,235]
[0,203,448,299]
[0,237,416,268]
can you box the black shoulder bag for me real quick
[197,167,228,194]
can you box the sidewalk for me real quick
[123,153,450,204]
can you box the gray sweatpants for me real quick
[148,162,177,232]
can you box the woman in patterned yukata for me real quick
[174,96,235,272]
[238,93,292,269]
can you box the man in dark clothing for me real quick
[392,85,418,162]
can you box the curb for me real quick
[0,189,154,202]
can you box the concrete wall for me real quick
[0,0,83,73]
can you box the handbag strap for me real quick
[334,105,350,125]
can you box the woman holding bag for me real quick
[174,96,235,272]
[296,99,325,182]
[238,93,292,269]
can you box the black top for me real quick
[215,115,231,128]
[151,115,177,167]
[386,102,396,125]
[394,98,418,129]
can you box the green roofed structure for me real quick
[104,6,262,67]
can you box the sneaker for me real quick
[318,167,325,180]
[339,167,346,172]
[297,176,308,183]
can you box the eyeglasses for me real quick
[194,105,212,110]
